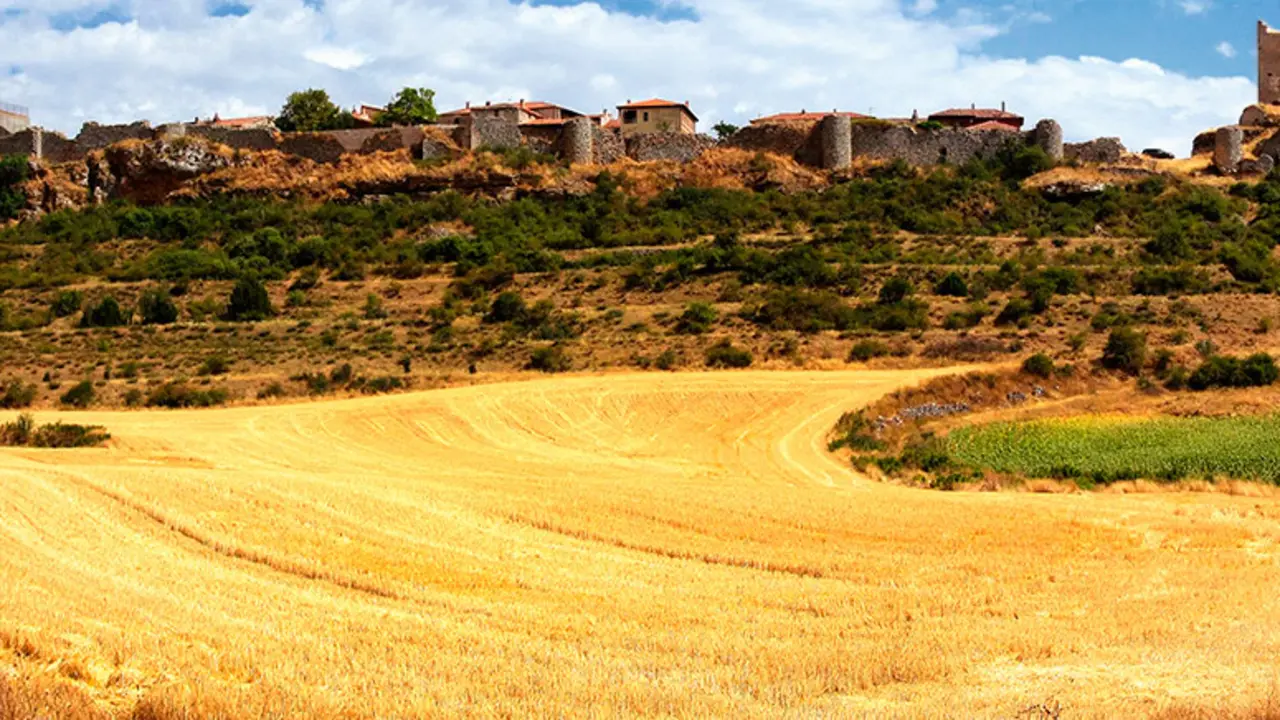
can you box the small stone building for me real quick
[616,99,698,135]
[928,105,1024,131]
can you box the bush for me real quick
[0,413,109,448]
[1188,353,1280,391]
[198,356,231,376]
[848,339,891,362]
[655,348,678,371]
[146,383,229,408]
[80,297,129,328]
[528,345,572,373]
[486,291,527,324]
[675,302,718,335]
[878,277,914,305]
[224,276,274,322]
[995,298,1034,326]
[0,380,36,409]
[934,271,969,297]
[49,290,83,319]
[705,339,753,368]
[137,289,179,325]
[1021,353,1055,378]
[59,380,96,408]
[1101,327,1147,375]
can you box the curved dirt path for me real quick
[2,369,1279,718]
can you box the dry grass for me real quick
[2,369,1280,718]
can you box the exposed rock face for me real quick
[1039,179,1111,198]
[98,138,233,204]
[1064,137,1126,164]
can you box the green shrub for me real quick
[705,339,753,368]
[878,277,914,305]
[934,271,969,297]
[49,290,83,319]
[848,339,891,362]
[1188,353,1280,391]
[59,380,96,408]
[224,276,274,322]
[528,345,572,373]
[675,302,718,335]
[257,382,287,400]
[198,356,231,376]
[137,289,179,325]
[80,297,129,328]
[1101,327,1147,375]
[1021,353,1055,378]
[31,422,111,448]
[363,293,388,320]
[655,348,678,371]
[0,154,29,221]
[995,298,1034,326]
[0,380,36,409]
[486,291,527,323]
[146,383,229,408]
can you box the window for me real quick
[623,110,637,124]
[643,111,649,122]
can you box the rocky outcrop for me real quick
[96,137,234,204]
[1064,137,1126,164]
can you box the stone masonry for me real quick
[1261,21,1280,105]
[1032,119,1064,161]
[1214,126,1244,175]
[819,115,851,170]
[561,116,594,165]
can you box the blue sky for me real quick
[0,0,1264,153]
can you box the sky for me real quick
[0,0,1270,154]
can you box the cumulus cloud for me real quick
[1216,41,1236,59]
[0,0,1254,155]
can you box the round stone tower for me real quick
[820,114,851,170]
[562,116,594,166]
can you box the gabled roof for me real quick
[967,120,1020,132]
[752,110,871,124]
[929,108,1023,121]
[616,98,699,122]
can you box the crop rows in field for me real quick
[948,414,1280,484]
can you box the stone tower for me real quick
[1260,20,1280,104]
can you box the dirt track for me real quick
[3,370,1280,718]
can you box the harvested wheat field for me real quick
[2,369,1280,718]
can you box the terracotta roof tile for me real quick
[929,108,1023,120]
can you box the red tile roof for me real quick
[929,108,1023,120]
[752,110,871,124]
[617,98,699,122]
[967,120,1020,132]
[604,119,621,130]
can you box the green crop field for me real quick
[948,414,1280,485]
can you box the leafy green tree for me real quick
[1102,327,1147,376]
[711,121,740,141]
[377,87,438,126]
[224,276,274,322]
[275,89,351,132]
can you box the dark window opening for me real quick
[623,110,637,124]
[643,111,650,122]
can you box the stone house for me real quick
[928,105,1024,131]
[438,100,584,128]
[616,99,697,135]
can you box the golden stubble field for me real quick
[2,369,1280,718]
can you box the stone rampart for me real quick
[725,122,816,160]
[41,131,84,164]
[76,121,153,151]
[279,133,347,164]
[471,116,522,151]
[560,117,594,165]
[519,125,563,155]
[624,133,716,163]
[592,127,625,165]
[1032,119,1064,161]
[186,125,280,152]
[1064,137,1126,164]
[850,123,1018,166]
[0,129,38,157]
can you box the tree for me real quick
[377,87,438,126]
[224,276,274,322]
[81,296,129,328]
[878,277,914,305]
[0,154,29,221]
[712,121,740,141]
[1101,327,1147,375]
[275,89,351,132]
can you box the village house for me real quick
[616,99,698,135]
[438,100,586,127]
[928,104,1024,131]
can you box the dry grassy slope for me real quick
[2,369,1279,718]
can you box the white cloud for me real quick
[0,0,1254,155]
[1216,41,1236,59]
[1180,0,1210,15]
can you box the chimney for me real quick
[485,100,491,106]
[465,101,470,109]
[971,102,976,110]
[911,109,919,121]
[519,98,525,107]
[1001,101,1006,112]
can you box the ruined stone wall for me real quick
[76,121,153,151]
[725,122,818,163]
[1260,22,1280,105]
[40,131,84,164]
[519,125,562,155]
[421,126,463,162]
[186,126,280,152]
[279,133,347,164]
[0,128,38,157]
[592,127,624,165]
[624,133,716,163]
[320,127,425,155]
[1063,137,1126,164]
[849,123,1019,166]
[471,116,522,151]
